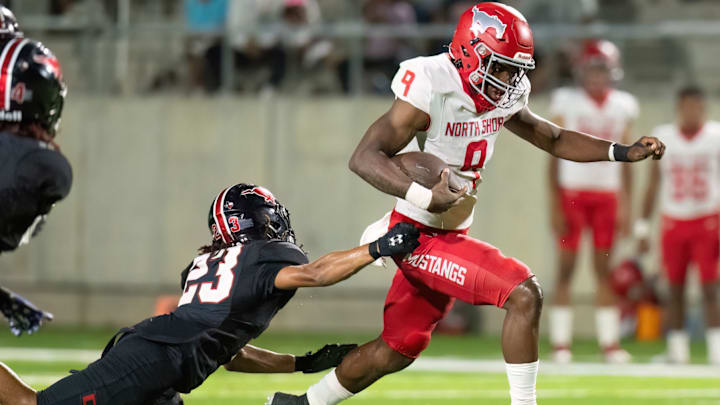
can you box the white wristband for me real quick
[608,142,616,162]
[634,219,651,239]
[405,182,433,210]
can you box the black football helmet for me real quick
[0,7,21,39]
[0,38,66,136]
[207,184,296,245]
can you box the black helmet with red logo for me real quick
[207,184,295,245]
[0,38,66,136]
[0,6,21,39]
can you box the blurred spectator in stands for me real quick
[338,0,418,94]
[184,0,228,92]
[221,0,323,94]
[49,0,112,21]
[50,0,74,15]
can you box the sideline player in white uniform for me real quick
[270,3,665,405]
[547,40,637,363]
[637,86,720,365]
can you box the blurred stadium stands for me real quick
[1,0,719,338]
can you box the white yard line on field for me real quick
[186,388,720,400]
[1,347,719,379]
[411,357,720,378]
[0,347,100,363]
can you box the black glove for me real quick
[369,222,421,260]
[0,287,53,336]
[294,343,358,373]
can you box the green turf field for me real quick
[1,327,719,405]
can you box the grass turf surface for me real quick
[1,327,719,404]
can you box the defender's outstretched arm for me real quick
[505,106,665,162]
[224,344,357,374]
[274,223,420,290]
[224,345,295,373]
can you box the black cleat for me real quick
[265,392,309,405]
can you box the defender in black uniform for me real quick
[0,183,420,404]
[0,25,70,335]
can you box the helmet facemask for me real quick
[265,203,296,245]
[466,40,534,109]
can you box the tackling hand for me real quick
[369,222,421,259]
[428,169,467,213]
[294,343,358,373]
[0,287,53,336]
[627,136,666,161]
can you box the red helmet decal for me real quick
[470,7,506,39]
[241,186,276,203]
[33,53,62,80]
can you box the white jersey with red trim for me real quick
[550,87,638,192]
[655,121,720,219]
[389,53,529,230]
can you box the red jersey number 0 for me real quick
[461,140,488,171]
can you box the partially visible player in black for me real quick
[0,13,70,336]
[0,183,421,405]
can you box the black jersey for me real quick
[131,239,308,392]
[0,132,72,252]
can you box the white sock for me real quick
[596,307,621,348]
[667,329,690,364]
[549,306,572,348]
[505,361,538,405]
[306,369,354,405]
[706,327,720,365]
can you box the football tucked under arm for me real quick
[390,151,465,191]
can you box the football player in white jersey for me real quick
[637,86,720,365]
[269,3,664,405]
[547,39,637,364]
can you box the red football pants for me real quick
[381,211,534,358]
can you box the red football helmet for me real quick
[577,39,623,81]
[610,259,645,300]
[449,2,535,111]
